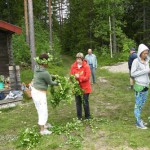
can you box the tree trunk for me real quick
[24,0,29,44]
[48,0,52,50]
[112,14,117,53]
[28,0,36,70]
[109,16,113,58]
[143,2,146,39]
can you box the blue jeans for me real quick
[75,94,90,119]
[134,91,148,123]
[89,65,96,83]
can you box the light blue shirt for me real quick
[88,55,93,64]
[85,54,97,68]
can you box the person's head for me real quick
[138,44,149,60]
[140,50,149,60]
[39,53,49,67]
[130,48,136,54]
[88,49,92,55]
[76,52,84,65]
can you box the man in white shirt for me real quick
[85,49,97,84]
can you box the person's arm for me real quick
[70,65,75,75]
[131,59,149,77]
[44,72,58,85]
[128,56,131,70]
[78,65,91,82]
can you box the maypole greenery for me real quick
[49,75,84,108]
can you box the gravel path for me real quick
[101,62,129,73]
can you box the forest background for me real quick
[1,0,149,66]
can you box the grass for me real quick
[1,56,150,150]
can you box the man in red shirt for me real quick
[70,52,92,119]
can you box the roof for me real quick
[0,20,22,34]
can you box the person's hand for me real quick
[52,75,58,81]
[75,73,79,78]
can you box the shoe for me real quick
[40,129,52,135]
[136,120,148,129]
[44,123,52,129]
[141,120,148,126]
[85,116,91,120]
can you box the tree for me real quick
[62,0,95,54]
[24,0,29,44]
[124,0,150,45]
[28,0,36,70]
[92,0,135,57]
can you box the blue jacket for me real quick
[85,54,97,68]
[128,52,137,70]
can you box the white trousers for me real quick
[31,87,48,126]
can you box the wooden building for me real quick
[0,20,22,106]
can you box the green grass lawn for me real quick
[1,56,150,150]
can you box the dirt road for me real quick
[101,62,129,73]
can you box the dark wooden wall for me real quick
[0,30,9,76]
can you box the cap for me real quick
[130,48,136,51]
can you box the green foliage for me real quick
[93,0,134,56]
[12,26,31,64]
[49,75,73,108]
[12,19,62,66]
[49,75,83,108]
[0,75,5,82]
[17,126,41,150]
[62,0,94,54]
[70,75,84,96]
[0,0,24,24]
[51,118,100,148]
[119,36,136,60]
[124,0,150,44]
[34,19,50,55]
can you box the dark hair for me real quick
[39,53,49,60]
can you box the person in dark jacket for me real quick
[128,48,137,89]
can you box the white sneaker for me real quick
[136,121,148,129]
[141,120,148,126]
[40,129,52,135]
[44,123,52,129]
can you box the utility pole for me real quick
[24,0,29,44]
[48,0,52,50]
[28,0,36,70]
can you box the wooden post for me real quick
[24,0,29,44]
[28,0,36,70]
[48,0,52,50]
[9,66,21,90]
[7,33,14,65]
